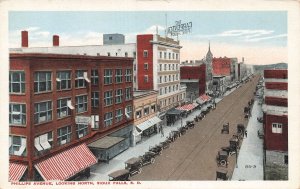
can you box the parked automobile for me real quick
[108,169,130,181]
[216,150,228,167]
[139,151,156,166]
[125,157,142,176]
[149,145,163,156]
[221,123,229,134]
[216,168,229,180]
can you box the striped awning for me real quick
[176,104,195,111]
[136,116,162,131]
[9,163,27,181]
[35,143,97,181]
[197,94,212,104]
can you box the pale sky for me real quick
[9,11,287,65]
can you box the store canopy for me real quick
[136,116,162,131]
[197,94,212,104]
[176,104,196,111]
[9,163,27,181]
[34,143,97,181]
[88,136,125,149]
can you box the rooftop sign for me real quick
[167,20,192,36]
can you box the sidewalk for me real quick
[81,87,239,181]
[231,98,264,180]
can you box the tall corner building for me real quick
[136,34,186,115]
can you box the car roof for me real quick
[108,169,130,177]
[125,157,141,164]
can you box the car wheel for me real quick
[151,158,155,164]
[220,160,226,166]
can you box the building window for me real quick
[143,50,148,57]
[34,71,52,93]
[125,105,132,119]
[151,105,156,113]
[115,109,123,123]
[133,52,136,58]
[144,75,149,83]
[176,64,178,70]
[173,75,175,81]
[169,53,171,59]
[160,88,163,95]
[125,52,128,57]
[172,64,175,70]
[34,132,53,152]
[173,85,175,91]
[115,69,123,83]
[104,91,113,106]
[144,107,150,115]
[9,71,25,93]
[9,135,26,156]
[57,98,72,118]
[91,92,99,108]
[34,101,52,124]
[284,155,288,164]
[272,123,283,134]
[144,63,148,70]
[57,126,71,145]
[9,103,26,126]
[115,89,123,104]
[76,123,88,138]
[104,69,113,85]
[164,52,167,59]
[104,112,113,127]
[164,76,167,82]
[169,75,171,82]
[159,52,162,59]
[164,64,167,71]
[172,53,175,59]
[125,69,132,82]
[125,87,132,101]
[107,52,111,56]
[176,54,179,60]
[165,87,168,94]
[159,64,162,71]
[75,95,88,113]
[176,74,179,80]
[169,64,171,70]
[159,76,162,83]
[136,110,142,119]
[75,70,86,88]
[91,70,99,85]
[56,71,71,90]
[169,98,171,105]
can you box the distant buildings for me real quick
[262,69,288,180]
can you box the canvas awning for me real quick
[166,108,184,115]
[34,143,97,181]
[9,163,27,181]
[197,94,212,104]
[176,104,196,111]
[136,116,162,131]
[88,136,125,149]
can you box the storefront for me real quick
[166,108,184,126]
[136,116,162,139]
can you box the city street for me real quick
[80,76,261,181]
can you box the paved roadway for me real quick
[131,76,260,180]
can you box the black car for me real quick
[149,145,163,156]
[108,169,130,181]
[139,151,156,166]
[125,157,142,176]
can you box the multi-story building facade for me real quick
[9,53,134,181]
[136,34,186,117]
[262,69,288,180]
[212,57,232,82]
[180,64,206,102]
[132,90,160,145]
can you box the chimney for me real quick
[21,31,28,48]
[53,35,59,46]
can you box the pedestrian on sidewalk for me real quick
[161,127,164,137]
[158,125,161,133]
[245,130,248,138]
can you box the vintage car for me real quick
[186,120,195,129]
[149,145,163,156]
[139,151,156,166]
[159,140,171,149]
[108,169,130,181]
[237,124,245,136]
[216,168,229,180]
[216,150,228,167]
[125,157,142,176]
[221,123,229,134]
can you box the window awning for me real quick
[136,116,162,131]
[9,163,27,181]
[197,94,212,104]
[176,104,196,111]
[34,143,97,181]
[166,108,184,115]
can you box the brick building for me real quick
[262,69,288,180]
[212,57,231,77]
[9,53,134,181]
[180,64,206,102]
